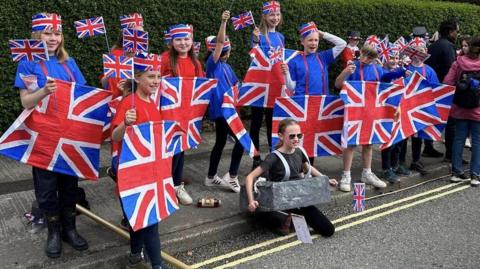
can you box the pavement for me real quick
[0,126,471,269]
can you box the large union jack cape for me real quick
[0,80,111,179]
[340,81,403,147]
[9,39,48,62]
[74,17,106,38]
[382,72,441,148]
[221,84,258,157]
[272,95,344,157]
[103,54,134,79]
[238,47,299,108]
[156,77,215,152]
[123,28,149,53]
[118,121,183,231]
[417,83,455,140]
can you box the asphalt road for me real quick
[172,179,480,269]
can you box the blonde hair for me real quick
[274,118,299,150]
[258,12,283,46]
[360,44,379,59]
[32,30,69,63]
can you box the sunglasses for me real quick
[288,133,303,140]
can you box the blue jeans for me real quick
[452,119,480,176]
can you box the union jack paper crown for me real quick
[168,24,193,39]
[164,30,172,44]
[32,12,62,32]
[408,37,427,48]
[262,1,281,14]
[134,52,161,72]
[119,13,143,29]
[298,22,318,39]
[205,36,231,52]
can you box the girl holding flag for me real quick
[161,23,205,205]
[15,12,88,258]
[111,61,164,269]
[204,10,243,192]
[249,1,285,170]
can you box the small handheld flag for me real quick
[122,28,149,53]
[9,39,49,62]
[74,17,106,38]
[231,11,255,31]
[103,54,134,79]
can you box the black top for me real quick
[425,37,457,82]
[260,148,308,182]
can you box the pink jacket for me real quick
[443,55,480,121]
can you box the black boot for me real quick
[45,214,62,258]
[61,207,88,251]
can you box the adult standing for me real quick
[425,18,460,161]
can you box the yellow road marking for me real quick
[212,185,470,269]
[190,183,461,268]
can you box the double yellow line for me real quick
[190,182,470,269]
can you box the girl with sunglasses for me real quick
[245,118,337,236]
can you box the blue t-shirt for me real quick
[14,60,37,89]
[206,54,239,120]
[406,64,440,84]
[33,56,86,88]
[251,31,285,56]
[288,49,335,95]
[347,60,385,82]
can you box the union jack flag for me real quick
[9,39,48,62]
[0,80,111,180]
[268,46,283,64]
[74,17,106,38]
[272,95,344,157]
[134,52,161,72]
[238,47,299,108]
[263,1,281,14]
[401,46,430,63]
[32,13,62,32]
[394,36,408,52]
[353,183,365,212]
[118,121,184,231]
[417,83,455,140]
[231,11,255,31]
[222,84,258,157]
[377,36,391,64]
[340,80,403,147]
[103,54,134,79]
[156,77,215,152]
[408,37,427,48]
[123,28,149,53]
[382,72,441,148]
[365,35,381,47]
[119,13,143,29]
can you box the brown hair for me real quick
[168,44,201,77]
[467,36,480,59]
[360,44,379,59]
[258,12,283,46]
[32,30,69,63]
[274,118,299,149]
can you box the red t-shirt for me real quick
[111,93,162,159]
[160,52,205,77]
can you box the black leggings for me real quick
[172,152,184,186]
[208,119,244,177]
[381,141,403,170]
[257,206,335,237]
[249,107,273,159]
[399,137,422,164]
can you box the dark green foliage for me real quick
[1,0,480,131]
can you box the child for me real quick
[245,118,337,236]
[282,21,346,96]
[403,40,441,176]
[334,45,400,192]
[161,23,205,205]
[204,10,242,192]
[111,63,163,269]
[250,1,285,170]
[340,30,362,68]
[16,12,88,258]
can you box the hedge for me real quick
[1,0,480,131]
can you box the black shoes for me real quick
[45,214,62,258]
[422,148,443,158]
[410,161,428,176]
[61,208,88,251]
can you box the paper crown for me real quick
[134,52,161,72]
[32,13,62,32]
[168,24,193,39]
[119,13,143,29]
[205,36,231,52]
[262,1,281,14]
[298,22,318,39]
[408,37,427,48]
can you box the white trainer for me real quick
[361,171,387,188]
[222,173,241,193]
[339,174,352,192]
[204,174,228,188]
[175,183,193,205]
